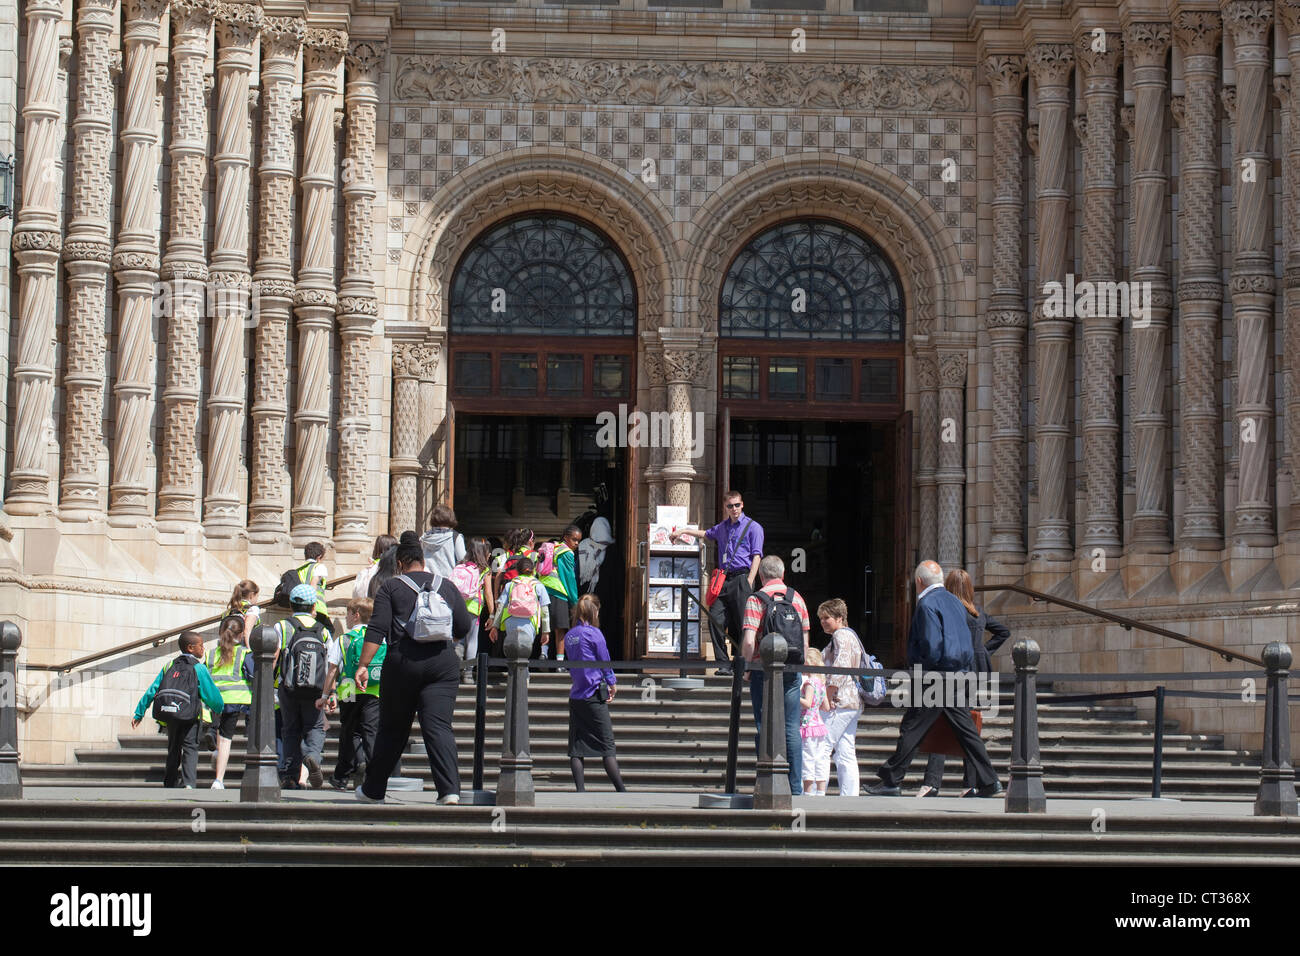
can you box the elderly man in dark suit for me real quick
[865,560,1002,797]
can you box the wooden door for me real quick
[718,405,731,508]
[893,410,913,664]
[442,401,455,505]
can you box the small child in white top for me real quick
[799,646,831,796]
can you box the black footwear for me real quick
[327,776,347,791]
[303,756,324,789]
[865,781,901,796]
[715,665,733,677]
[962,782,1005,798]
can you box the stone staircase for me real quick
[20,671,1263,800]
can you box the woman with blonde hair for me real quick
[916,568,1011,798]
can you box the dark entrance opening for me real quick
[726,418,898,659]
[452,414,629,657]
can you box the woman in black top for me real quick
[356,533,473,803]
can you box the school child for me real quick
[565,594,625,793]
[450,537,493,682]
[493,556,551,661]
[330,597,381,789]
[132,632,226,789]
[799,647,831,796]
[536,534,577,661]
[206,616,254,789]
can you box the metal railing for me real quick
[975,582,1264,667]
[22,572,358,675]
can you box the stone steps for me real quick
[0,801,1292,865]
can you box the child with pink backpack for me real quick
[492,555,551,660]
[450,537,494,683]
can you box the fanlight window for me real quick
[720,220,904,341]
[450,215,635,336]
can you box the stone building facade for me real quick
[1,0,1298,763]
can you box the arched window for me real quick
[450,215,635,336]
[720,219,903,341]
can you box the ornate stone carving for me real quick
[1171,95,1185,126]
[263,16,305,56]
[663,348,708,383]
[392,56,974,111]
[983,54,1025,96]
[346,38,387,78]
[1222,1,1274,48]
[304,27,347,71]
[214,1,261,46]
[1074,32,1122,77]
[1025,124,1039,156]
[1027,43,1074,85]
[1124,22,1172,66]
[1073,114,1088,143]
[1173,10,1223,55]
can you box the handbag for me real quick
[918,709,984,758]
[703,518,752,609]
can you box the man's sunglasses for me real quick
[725,503,743,509]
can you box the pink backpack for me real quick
[507,577,540,619]
[536,541,557,578]
[450,561,480,603]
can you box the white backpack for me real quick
[397,574,453,642]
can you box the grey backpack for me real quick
[397,574,453,642]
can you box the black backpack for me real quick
[272,562,316,608]
[752,589,806,665]
[152,656,201,722]
[278,619,328,701]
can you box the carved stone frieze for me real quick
[983,54,1025,96]
[347,38,388,78]
[1173,10,1222,55]
[1124,22,1172,66]
[393,56,974,111]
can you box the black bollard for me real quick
[1005,638,1046,813]
[240,624,281,803]
[1255,641,1298,817]
[496,628,534,807]
[472,651,489,793]
[723,652,744,795]
[753,633,791,811]
[0,621,21,800]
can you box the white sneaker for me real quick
[436,793,461,806]
[210,780,225,790]
[355,785,384,804]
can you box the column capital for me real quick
[1221,1,1273,48]
[215,2,263,48]
[346,38,388,80]
[262,16,306,58]
[393,341,439,380]
[171,0,215,33]
[1075,31,1122,78]
[938,350,968,387]
[983,53,1026,96]
[1280,0,1300,37]
[662,346,709,383]
[1124,22,1172,66]
[1173,9,1222,55]
[124,0,169,21]
[1027,42,1074,87]
[304,27,347,73]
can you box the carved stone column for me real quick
[983,54,1029,569]
[248,17,304,543]
[292,27,347,545]
[936,350,967,569]
[661,340,704,509]
[1282,1,1300,534]
[155,0,215,531]
[1223,1,1276,547]
[1075,32,1123,561]
[1027,43,1074,563]
[109,0,169,522]
[201,2,262,535]
[643,349,667,513]
[916,351,938,560]
[7,0,69,515]
[1124,22,1174,553]
[60,0,119,520]
[335,38,386,551]
[1174,11,1225,549]
[390,342,437,536]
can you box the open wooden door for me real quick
[718,405,731,508]
[442,401,455,505]
[893,410,912,665]
[623,437,641,659]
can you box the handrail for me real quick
[23,572,358,675]
[975,582,1263,667]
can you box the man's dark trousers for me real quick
[707,571,751,664]
[877,704,997,790]
[163,718,200,788]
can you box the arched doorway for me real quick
[447,213,638,653]
[717,218,907,659]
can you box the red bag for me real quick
[919,710,984,757]
[704,568,726,608]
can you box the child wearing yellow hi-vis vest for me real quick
[329,597,383,790]
[205,615,254,789]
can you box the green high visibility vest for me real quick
[206,645,252,706]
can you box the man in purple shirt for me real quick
[674,490,764,676]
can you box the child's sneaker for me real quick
[355,785,383,804]
[210,780,225,790]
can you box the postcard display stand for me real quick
[645,506,705,674]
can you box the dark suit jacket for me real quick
[907,586,975,672]
[970,608,1011,675]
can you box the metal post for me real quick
[472,651,488,792]
[753,633,791,811]
[1005,638,1046,813]
[240,624,281,802]
[1151,685,1165,799]
[1255,642,1298,816]
[0,621,22,799]
[678,582,689,680]
[724,652,744,794]
[496,628,534,807]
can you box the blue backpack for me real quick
[853,633,887,705]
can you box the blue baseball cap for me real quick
[289,583,318,608]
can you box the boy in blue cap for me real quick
[274,583,341,789]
